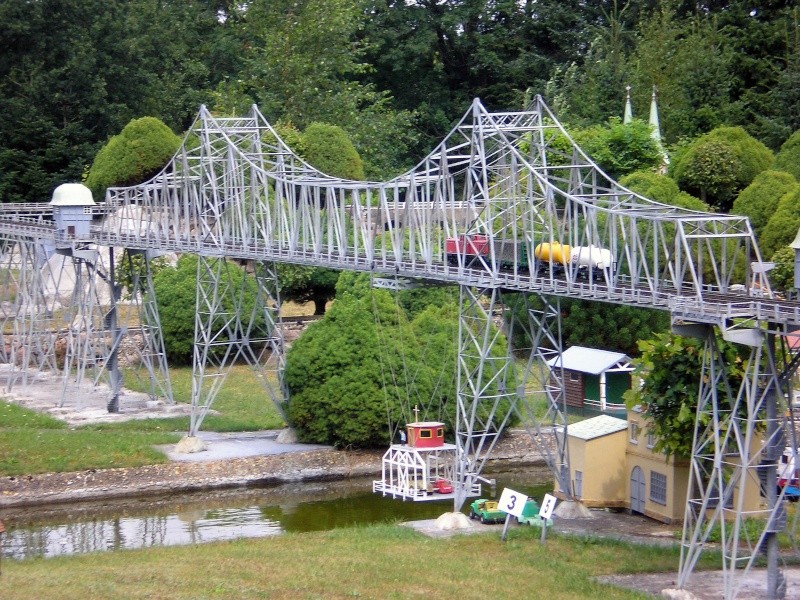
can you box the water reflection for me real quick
[1,468,552,560]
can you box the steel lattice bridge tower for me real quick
[1,96,799,599]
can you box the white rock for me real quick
[174,436,207,454]
[553,500,593,518]
[435,512,473,530]
[276,428,298,444]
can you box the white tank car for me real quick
[570,246,614,270]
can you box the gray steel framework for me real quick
[0,95,798,598]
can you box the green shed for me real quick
[548,346,633,417]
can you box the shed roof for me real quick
[547,346,631,375]
[566,415,628,441]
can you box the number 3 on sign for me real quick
[498,488,528,519]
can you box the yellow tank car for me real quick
[533,242,571,266]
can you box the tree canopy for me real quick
[624,332,745,458]
[574,119,663,181]
[3,2,800,202]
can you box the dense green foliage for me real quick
[285,272,511,448]
[506,294,669,358]
[768,246,796,297]
[0,0,239,203]
[775,130,800,181]
[619,171,707,210]
[624,332,745,458]
[575,119,663,181]
[731,170,798,240]
[760,186,800,260]
[3,1,800,202]
[284,280,425,448]
[84,117,181,200]
[670,127,774,210]
[301,123,365,180]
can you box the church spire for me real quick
[648,85,662,143]
[648,86,670,169]
[623,85,633,124]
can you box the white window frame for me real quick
[650,471,667,505]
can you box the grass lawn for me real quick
[0,365,285,476]
[1,523,720,600]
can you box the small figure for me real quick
[399,429,407,445]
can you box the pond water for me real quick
[0,467,553,560]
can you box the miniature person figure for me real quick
[399,429,407,445]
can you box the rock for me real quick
[554,500,593,518]
[174,436,208,454]
[276,428,298,444]
[435,511,473,530]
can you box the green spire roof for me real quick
[623,85,633,124]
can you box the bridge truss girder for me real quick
[91,96,776,327]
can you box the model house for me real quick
[555,408,765,524]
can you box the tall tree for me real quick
[230,0,416,178]
[0,0,239,203]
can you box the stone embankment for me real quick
[0,429,547,509]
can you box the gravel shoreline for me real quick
[0,430,546,509]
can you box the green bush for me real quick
[760,186,800,260]
[671,126,774,211]
[285,273,511,448]
[775,130,800,181]
[732,170,798,240]
[284,285,412,448]
[151,255,268,365]
[84,117,181,200]
[624,332,745,458]
[768,246,795,296]
[620,171,708,211]
[574,119,663,181]
[301,122,365,180]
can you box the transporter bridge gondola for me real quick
[372,421,482,502]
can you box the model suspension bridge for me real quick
[0,95,798,599]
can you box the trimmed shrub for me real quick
[84,117,181,200]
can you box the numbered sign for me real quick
[497,487,528,519]
[539,493,557,520]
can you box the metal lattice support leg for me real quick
[113,249,174,406]
[58,246,117,408]
[678,325,787,600]
[453,285,518,510]
[3,237,62,391]
[504,293,571,498]
[190,256,285,436]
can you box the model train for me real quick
[444,234,614,277]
